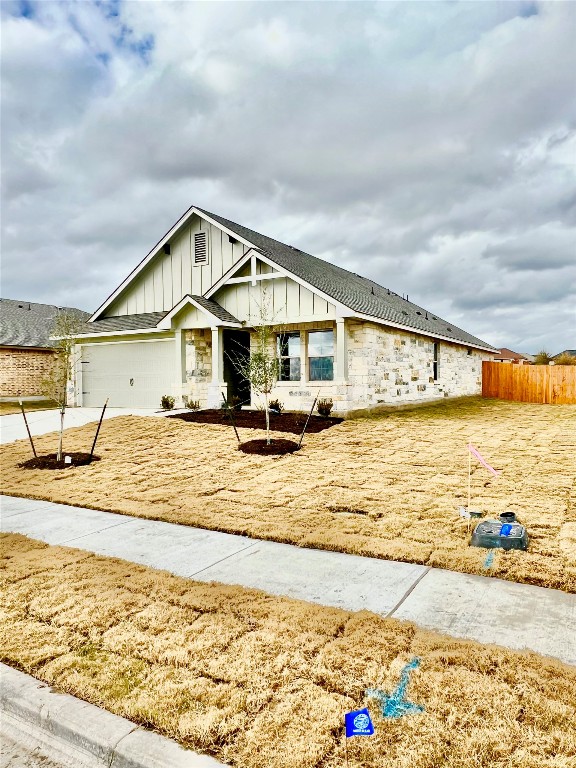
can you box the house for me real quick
[552,350,576,360]
[0,299,89,399]
[492,348,529,364]
[76,206,497,413]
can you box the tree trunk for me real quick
[57,406,65,462]
[265,395,271,445]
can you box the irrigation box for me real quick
[470,520,529,551]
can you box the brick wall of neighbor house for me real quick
[184,329,212,404]
[0,347,56,398]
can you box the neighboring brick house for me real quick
[0,299,89,399]
[75,206,497,413]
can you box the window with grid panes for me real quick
[277,332,301,381]
[308,330,334,381]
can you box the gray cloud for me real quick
[1,0,575,353]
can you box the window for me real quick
[194,231,208,265]
[277,332,301,381]
[308,330,334,381]
[433,342,440,380]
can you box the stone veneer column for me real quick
[335,317,348,382]
[174,329,186,406]
[207,326,225,407]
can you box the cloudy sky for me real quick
[2,0,575,353]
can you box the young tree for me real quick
[44,309,85,461]
[228,292,280,445]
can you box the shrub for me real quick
[554,353,576,366]
[316,397,334,417]
[269,399,284,414]
[534,350,553,365]
[160,395,175,410]
[221,395,243,411]
[183,397,200,410]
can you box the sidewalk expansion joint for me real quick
[385,566,432,618]
[59,519,136,545]
[187,542,259,578]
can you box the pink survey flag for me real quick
[467,443,500,477]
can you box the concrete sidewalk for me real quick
[2,494,574,665]
[0,407,181,445]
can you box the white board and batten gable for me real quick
[94,211,252,318]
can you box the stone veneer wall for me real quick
[182,320,489,413]
[345,320,487,411]
[184,329,212,405]
[0,347,56,398]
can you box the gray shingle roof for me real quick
[197,207,496,351]
[80,297,238,335]
[78,312,167,335]
[0,298,90,348]
[189,295,240,324]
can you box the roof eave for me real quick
[348,311,497,352]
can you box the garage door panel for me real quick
[81,341,175,408]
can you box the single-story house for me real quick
[492,348,529,364]
[552,349,576,360]
[0,299,89,399]
[76,206,497,413]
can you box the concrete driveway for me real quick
[0,407,178,445]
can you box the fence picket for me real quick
[482,362,576,404]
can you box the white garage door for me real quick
[81,340,175,408]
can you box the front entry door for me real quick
[223,330,251,406]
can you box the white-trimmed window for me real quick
[308,330,334,381]
[433,342,440,380]
[277,332,301,381]
[194,231,208,265]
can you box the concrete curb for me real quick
[0,664,225,768]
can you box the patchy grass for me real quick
[0,400,57,416]
[1,533,575,768]
[1,398,575,592]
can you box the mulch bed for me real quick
[18,453,101,470]
[238,439,300,455]
[168,409,343,434]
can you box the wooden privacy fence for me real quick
[482,361,576,404]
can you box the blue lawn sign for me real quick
[345,707,375,738]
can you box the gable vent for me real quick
[194,232,208,265]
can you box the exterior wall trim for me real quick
[206,249,348,316]
[156,295,242,330]
[75,328,169,340]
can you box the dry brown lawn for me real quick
[1,533,575,768]
[1,398,575,592]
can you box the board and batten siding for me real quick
[105,215,249,317]
[214,276,335,324]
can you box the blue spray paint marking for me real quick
[366,657,424,719]
[483,549,495,569]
